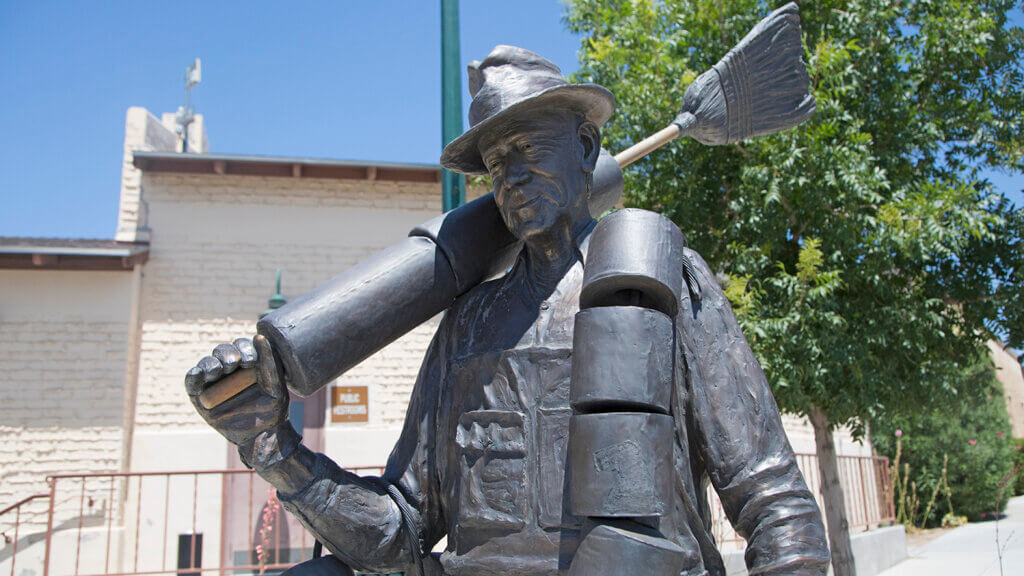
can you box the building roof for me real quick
[133,152,443,184]
[0,237,149,270]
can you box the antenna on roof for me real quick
[174,58,202,153]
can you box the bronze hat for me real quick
[440,45,614,175]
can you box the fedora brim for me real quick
[440,83,614,175]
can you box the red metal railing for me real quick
[1,466,384,576]
[2,454,892,575]
[2,493,52,576]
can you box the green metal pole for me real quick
[441,0,465,212]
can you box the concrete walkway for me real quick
[878,495,1024,576]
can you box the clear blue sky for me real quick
[1,1,1021,239]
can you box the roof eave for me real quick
[133,152,444,184]
[0,244,149,271]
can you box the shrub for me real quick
[874,355,1015,526]
[1014,438,1024,496]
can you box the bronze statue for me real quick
[186,4,828,575]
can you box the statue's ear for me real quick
[578,121,600,173]
[467,61,484,97]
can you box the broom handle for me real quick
[614,124,682,168]
[200,122,696,410]
[199,367,258,409]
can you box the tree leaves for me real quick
[564,0,1024,430]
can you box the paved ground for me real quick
[878,495,1024,576]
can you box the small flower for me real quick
[981,513,987,518]
[998,431,1004,437]
[1017,445,1022,451]
[895,429,903,438]
[969,439,977,446]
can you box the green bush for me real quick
[874,356,1016,526]
[1014,438,1024,496]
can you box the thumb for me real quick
[253,335,285,399]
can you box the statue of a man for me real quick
[186,46,829,576]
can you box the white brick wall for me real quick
[132,172,444,456]
[115,107,178,242]
[0,270,133,518]
[780,414,873,457]
[989,340,1024,438]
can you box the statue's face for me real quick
[479,111,591,243]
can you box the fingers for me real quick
[213,343,242,375]
[254,335,283,399]
[184,354,225,404]
[197,355,223,383]
[184,336,281,408]
[234,338,257,369]
[185,366,204,397]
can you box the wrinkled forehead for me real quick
[477,109,582,156]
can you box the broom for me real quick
[614,2,816,167]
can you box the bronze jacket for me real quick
[275,241,829,576]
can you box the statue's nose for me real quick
[506,158,532,187]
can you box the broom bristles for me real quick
[677,2,815,145]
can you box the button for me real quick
[540,301,550,310]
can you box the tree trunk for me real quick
[809,404,856,576]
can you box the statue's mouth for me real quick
[511,194,545,211]
[507,182,561,212]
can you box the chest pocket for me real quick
[500,348,578,530]
[537,407,572,528]
[455,410,527,531]
[449,348,579,542]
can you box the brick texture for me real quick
[0,321,127,523]
[133,172,444,434]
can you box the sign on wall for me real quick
[331,385,369,423]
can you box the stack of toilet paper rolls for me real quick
[568,209,689,575]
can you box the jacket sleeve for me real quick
[677,248,830,575]
[270,326,447,574]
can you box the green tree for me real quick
[564,1,1024,574]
